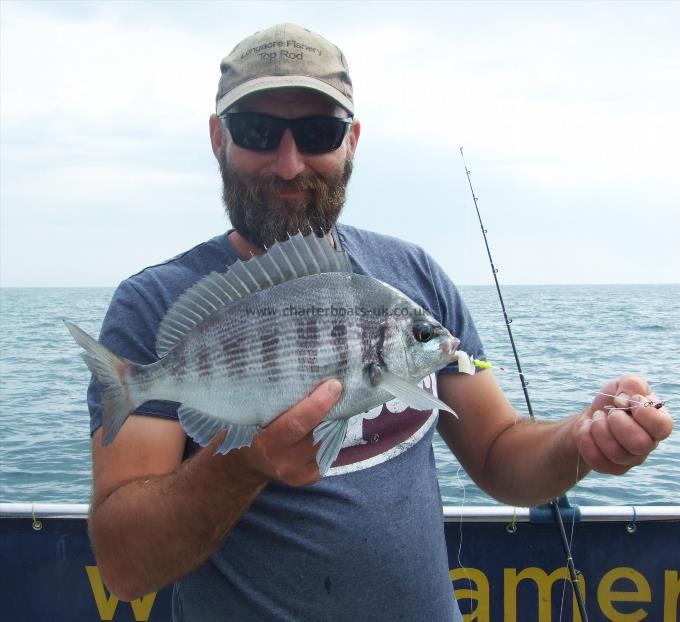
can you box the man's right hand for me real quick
[233,377,343,487]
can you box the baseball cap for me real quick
[216,23,354,116]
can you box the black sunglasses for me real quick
[219,112,353,154]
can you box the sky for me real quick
[1,0,679,287]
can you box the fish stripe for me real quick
[296,316,320,373]
[195,345,212,378]
[220,334,249,379]
[260,331,281,380]
[330,321,349,377]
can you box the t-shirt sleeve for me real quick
[87,279,180,436]
[423,252,486,375]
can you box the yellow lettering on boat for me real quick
[129,592,157,621]
[450,567,490,621]
[86,566,118,620]
[664,571,680,622]
[597,567,650,622]
[503,567,585,622]
[85,565,157,621]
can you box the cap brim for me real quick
[216,75,354,115]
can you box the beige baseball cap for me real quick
[216,23,354,116]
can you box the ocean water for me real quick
[0,285,678,506]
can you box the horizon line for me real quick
[1,282,679,289]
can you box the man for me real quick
[87,23,672,621]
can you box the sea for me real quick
[1,284,678,507]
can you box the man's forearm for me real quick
[89,441,268,601]
[481,415,589,506]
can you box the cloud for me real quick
[341,8,680,193]
[1,1,679,286]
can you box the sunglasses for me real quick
[219,112,353,154]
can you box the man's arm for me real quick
[90,379,342,601]
[437,371,672,506]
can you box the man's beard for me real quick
[219,150,353,249]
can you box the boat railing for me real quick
[2,502,679,521]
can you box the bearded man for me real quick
[87,24,672,621]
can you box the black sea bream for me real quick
[66,233,466,473]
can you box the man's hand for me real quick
[235,378,343,487]
[575,374,673,475]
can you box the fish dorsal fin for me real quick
[155,232,352,357]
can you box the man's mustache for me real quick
[245,175,329,196]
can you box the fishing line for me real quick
[455,464,473,595]
[460,147,590,622]
[558,454,583,622]
[472,360,667,412]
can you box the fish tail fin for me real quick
[64,320,138,446]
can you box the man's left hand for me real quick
[575,374,673,474]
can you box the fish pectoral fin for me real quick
[217,423,259,455]
[313,419,349,475]
[377,370,459,418]
[177,405,226,447]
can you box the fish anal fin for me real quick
[177,405,225,447]
[313,419,349,475]
[216,423,259,455]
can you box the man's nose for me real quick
[271,129,306,180]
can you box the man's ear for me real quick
[209,114,224,159]
[348,118,361,155]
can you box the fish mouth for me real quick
[439,336,460,358]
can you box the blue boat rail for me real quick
[2,503,679,621]
[3,501,680,522]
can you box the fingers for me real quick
[590,410,651,462]
[630,393,673,441]
[606,409,657,456]
[576,414,642,475]
[276,451,323,487]
[616,374,650,401]
[590,374,651,414]
[576,381,672,475]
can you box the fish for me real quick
[65,233,464,474]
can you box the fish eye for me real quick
[413,322,434,343]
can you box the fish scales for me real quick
[150,274,393,426]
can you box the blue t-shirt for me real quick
[88,224,484,621]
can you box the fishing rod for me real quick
[459,147,589,622]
